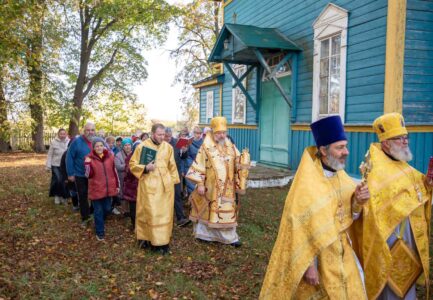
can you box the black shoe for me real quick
[177,218,192,227]
[230,241,242,248]
[138,240,150,249]
[151,245,169,255]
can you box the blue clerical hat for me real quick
[310,116,347,147]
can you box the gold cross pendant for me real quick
[337,208,344,223]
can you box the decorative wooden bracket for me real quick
[223,62,257,110]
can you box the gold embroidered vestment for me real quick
[260,147,366,300]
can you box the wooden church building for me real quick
[193,0,433,175]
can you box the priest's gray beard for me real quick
[217,139,225,146]
[326,152,346,171]
[389,143,413,162]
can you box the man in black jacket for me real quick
[164,128,191,227]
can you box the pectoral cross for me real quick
[336,208,345,223]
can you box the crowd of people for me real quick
[45,117,248,255]
[45,113,433,299]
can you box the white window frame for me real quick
[312,3,348,122]
[206,90,214,121]
[232,64,247,124]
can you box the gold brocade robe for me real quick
[185,133,240,228]
[129,139,180,246]
[260,147,366,300]
[353,143,432,299]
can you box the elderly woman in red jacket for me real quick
[85,137,119,241]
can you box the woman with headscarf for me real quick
[115,138,133,215]
[84,137,119,241]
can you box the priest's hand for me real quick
[146,161,156,172]
[303,265,320,286]
[354,182,370,206]
[197,185,206,196]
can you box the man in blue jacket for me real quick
[66,122,95,228]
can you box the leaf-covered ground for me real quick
[1,153,432,299]
[0,153,288,299]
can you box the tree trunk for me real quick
[26,17,45,153]
[28,76,45,152]
[0,73,10,152]
[68,13,92,136]
[68,87,85,137]
[213,2,220,38]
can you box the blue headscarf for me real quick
[121,137,133,149]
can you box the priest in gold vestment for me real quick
[353,113,432,300]
[260,116,368,300]
[186,116,249,247]
[129,123,180,255]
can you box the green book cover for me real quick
[139,147,157,165]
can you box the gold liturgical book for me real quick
[388,238,422,298]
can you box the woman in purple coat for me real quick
[123,151,138,230]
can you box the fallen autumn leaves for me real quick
[0,153,288,299]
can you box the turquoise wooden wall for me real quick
[224,0,389,124]
[199,85,221,124]
[289,130,432,176]
[199,1,432,175]
[228,128,431,175]
[403,0,433,123]
[228,128,260,160]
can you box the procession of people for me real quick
[46,113,433,299]
[46,117,251,252]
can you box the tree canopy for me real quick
[170,0,221,129]
[0,0,176,151]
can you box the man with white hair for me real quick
[66,121,96,228]
[354,113,432,300]
[186,116,247,247]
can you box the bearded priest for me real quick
[260,115,368,300]
[353,113,432,300]
[185,116,249,247]
[129,123,180,255]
